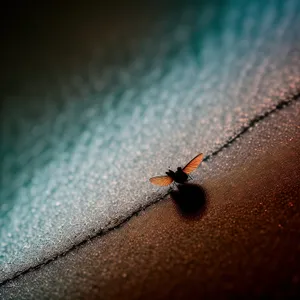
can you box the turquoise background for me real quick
[1,0,300,282]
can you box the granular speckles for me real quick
[1,0,300,284]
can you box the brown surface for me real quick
[1,103,300,299]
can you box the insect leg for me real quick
[171,181,179,189]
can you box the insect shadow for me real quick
[170,183,207,218]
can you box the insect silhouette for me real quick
[149,153,204,186]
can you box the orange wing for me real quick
[149,175,173,186]
[182,153,204,174]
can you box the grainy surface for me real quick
[1,99,300,299]
[1,0,300,283]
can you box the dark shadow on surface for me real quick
[170,183,207,218]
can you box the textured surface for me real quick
[1,0,300,282]
[1,93,300,299]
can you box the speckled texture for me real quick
[1,92,300,299]
[1,0,300,282]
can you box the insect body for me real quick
[149,153,204,186]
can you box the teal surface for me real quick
[1,0,300,282]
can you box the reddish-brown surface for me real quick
[1,102,300,299]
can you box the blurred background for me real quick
[1,0,300,284]
[1,0,226,219]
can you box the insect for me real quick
[149,153,204,186]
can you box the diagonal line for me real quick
[1,93,300,287]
